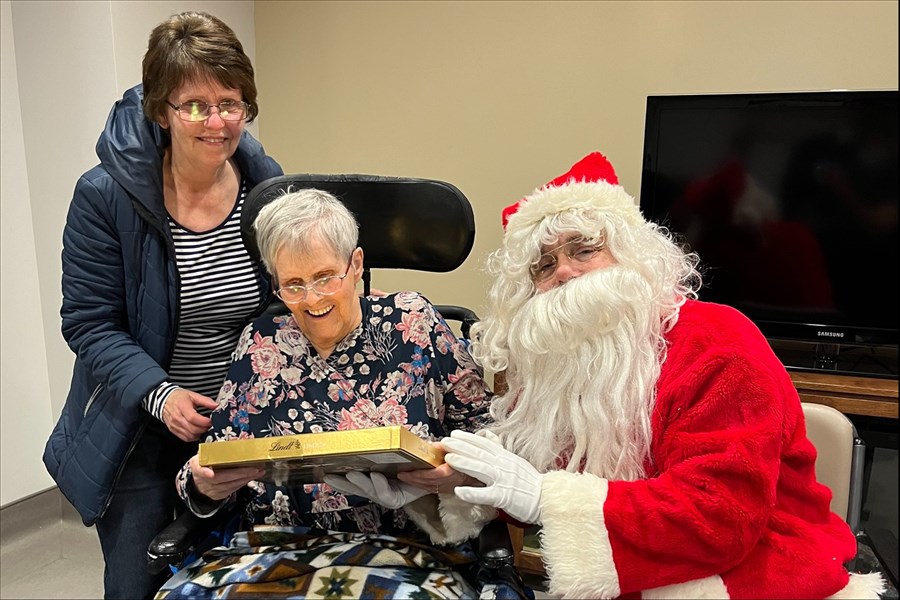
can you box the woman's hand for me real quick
[189,455,264,501]
[397,442,484,494]
[162,389,219,442]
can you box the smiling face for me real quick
[275,240,364,358]
[161,77,245,171]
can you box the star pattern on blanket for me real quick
[314,567,359,598]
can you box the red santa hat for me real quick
[501,151,644,233]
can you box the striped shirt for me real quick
[143,180,262,421]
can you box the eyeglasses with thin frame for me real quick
[530,236,605,283]
[274,255,354,304]
[166,100,250,122]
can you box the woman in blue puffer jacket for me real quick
[42,11,282,599]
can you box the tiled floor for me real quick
[0,515,103,599]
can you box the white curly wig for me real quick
[470,153,702,479]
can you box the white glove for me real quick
[323,471,429,509]
[441,429,543,524]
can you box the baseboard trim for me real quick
[0,487,84,543]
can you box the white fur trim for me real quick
[540,471,620,598]
[506,181,643,236]
[642,576,729,599]
[827,572,886,599]
[438,493,499,543]
[402,494,446,543]
[404,493,498,546]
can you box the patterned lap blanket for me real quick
[156,526,528,599]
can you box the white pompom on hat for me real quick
[501,151,644,233]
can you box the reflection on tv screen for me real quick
[641,91,898,349]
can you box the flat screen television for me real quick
[640,90,898,378]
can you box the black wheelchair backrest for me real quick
[242,174,475,273]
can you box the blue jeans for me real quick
[94,421,195,599]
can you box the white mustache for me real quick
[508,266,654,355]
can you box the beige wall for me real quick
[254,0,898,318]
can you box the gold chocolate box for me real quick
[198,426,444,486]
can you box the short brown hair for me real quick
[142,11,259,123]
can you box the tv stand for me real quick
[787,370,898,420]
[770,340,898,380]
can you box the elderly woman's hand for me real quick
[396,446,484,494]
[189,454,264,501]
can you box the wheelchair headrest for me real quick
[242,174,475,272]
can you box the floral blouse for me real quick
[177,291,491,538]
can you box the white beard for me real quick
[488,266,664,481]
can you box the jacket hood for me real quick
[95,85,169,221]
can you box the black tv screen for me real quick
[640,90,898,375]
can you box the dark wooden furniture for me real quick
[789,371,897,420]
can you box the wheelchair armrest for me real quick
[434,305,479,339]
[474,519,533,599]
[147,506,237,575]
[476,518,516,570]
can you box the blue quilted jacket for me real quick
[43,84,283,525]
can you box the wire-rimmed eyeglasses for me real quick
[274,255,354,304]
[166,100,250,122]
[530,236,605,283]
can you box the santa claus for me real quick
[430,152,883,599]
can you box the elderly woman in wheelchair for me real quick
[155,187,522,599]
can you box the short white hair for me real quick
[253,188,359,277]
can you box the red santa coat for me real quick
[537,299,878,599]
